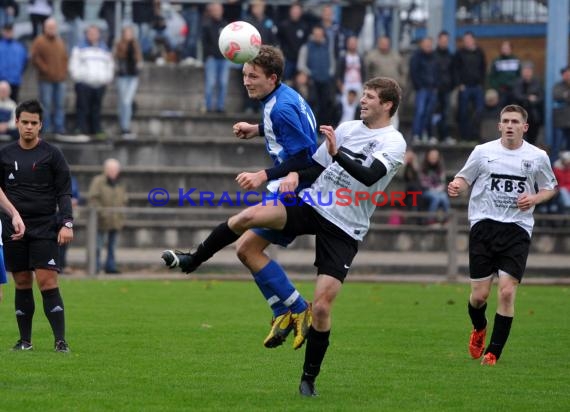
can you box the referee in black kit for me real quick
[0,99,73,353]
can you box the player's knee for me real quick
[231,208,258,232]
[235,242,252,265]
[471,291,489,306]
[12,272,33,289]
[312,300,331,322]
[498,284,516,305]
[14,278,33,289]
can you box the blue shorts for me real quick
[0,246,7,284]
[251,191,296,247]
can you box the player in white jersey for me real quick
[448,104,557,366]
[163,77,406,396]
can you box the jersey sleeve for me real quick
[371,135,406,175]
[51,145,73,223]
[535,151,558,191]
[271,105,316,159]
[455,145,482,185]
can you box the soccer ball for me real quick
[218,21,262,64]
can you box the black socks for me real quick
[42,288,66,342]
[194,221,240,263]
[15,288,35,342]
[302,327,331,382]
[468,301,488,331]
[486,313,513,360]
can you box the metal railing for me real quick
[78,206,570,278]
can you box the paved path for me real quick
[63,248,570,285]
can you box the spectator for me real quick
[338,89,359,124]
[364,35,405,128]
[335,35,364,99]
[30,17,68,136]
[410,37,438,144]
[374,0,394,40]
[454,31,486,141]
[0,80,17,140]
[402,148,423,224]
[290,70,310,101]
[179,3,203,66]
[149,2,175,64]
[319,3,348,59]
[552,65,570,160]
[433,30,456,144]
[28,0,52,39]
[61,0,84,51]
[69,25,114,139]
[297,25,336,127]
[244,0,277,46]
[0,23,27,102]
[364,36,406,87]
[553,151,570,214]
[277,2,309,81]
[98,1,121,49]
[488,40,520,107]
[201,2,229,113]
[114,25,143,139]
[132,0,155,60]
[88,158,127,274]
[0,0,17,28]
[480,88,501,142]
[420,148,450,225]
[512,61,543,145]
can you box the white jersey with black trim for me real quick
[299,120,406,241]
[456,139,557,236]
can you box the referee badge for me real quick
[521,159,534,174]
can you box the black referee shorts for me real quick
[3,215,60,273]
[469,219,531,282]
[282,202,358,282]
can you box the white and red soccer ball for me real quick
[218,21,262,64]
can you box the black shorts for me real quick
[469,219,531,282]
[3,215,60,273]
[282,202,358,282]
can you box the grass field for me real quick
[0,279,568,411]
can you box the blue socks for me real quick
[253,260,307,317]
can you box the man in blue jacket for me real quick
[0,23,27,102]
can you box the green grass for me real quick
[0,280,568,411]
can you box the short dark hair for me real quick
[248,45,284,83]
[500,104,528,122]
[363,77,401,117]
[16,99,43,122]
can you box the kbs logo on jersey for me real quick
[489,173,527,194]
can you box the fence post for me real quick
[87,207,98,276]
[446,210,458,282]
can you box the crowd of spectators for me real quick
[0,1,569,222]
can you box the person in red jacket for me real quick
[553,151,570,213]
